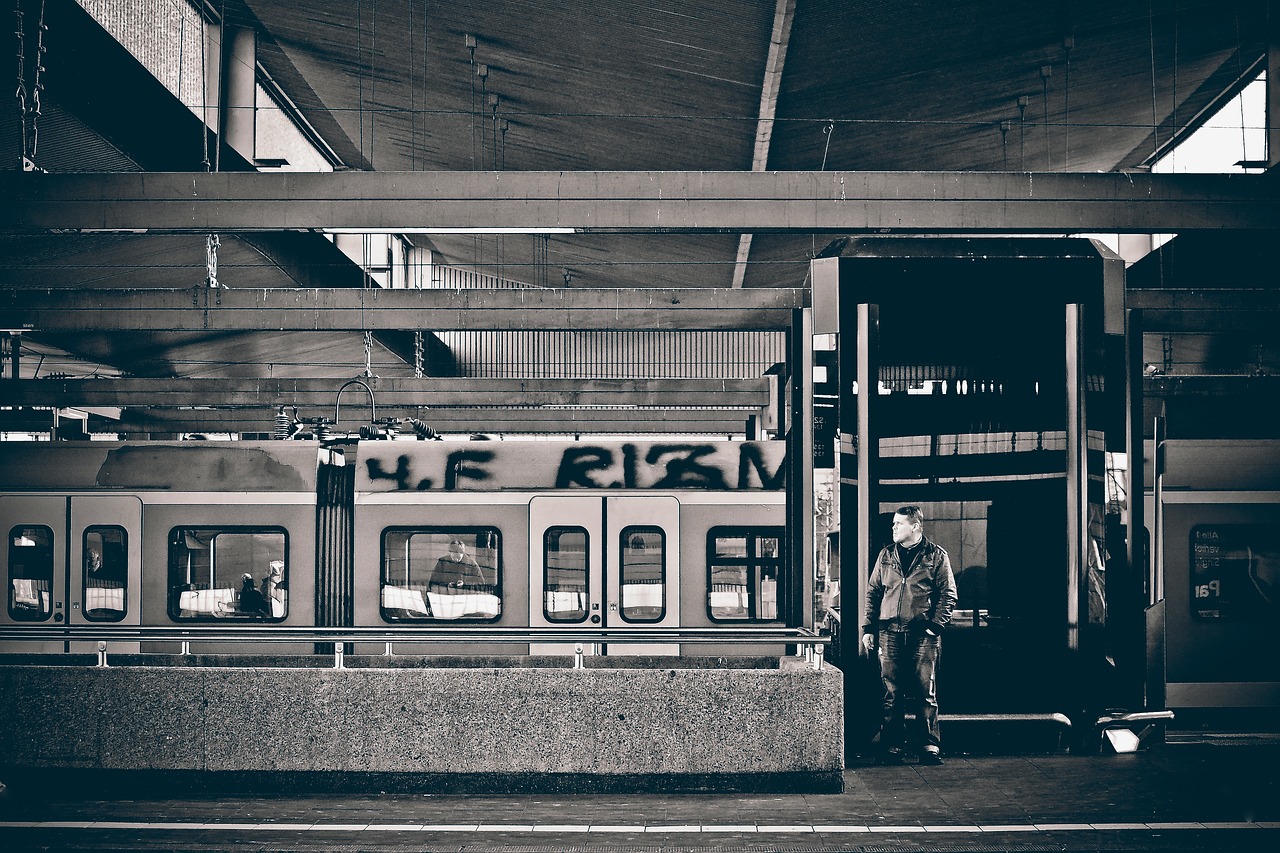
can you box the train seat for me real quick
[178,587,234,614]
[427,589,500,619]
[382,585,430,616]
[84,586,125,613]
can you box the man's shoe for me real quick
[919,748,943,766]
[874,749,906,766]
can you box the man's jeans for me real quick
[876,628,942,751]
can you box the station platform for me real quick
[2,733,1278,852]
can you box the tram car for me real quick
[1149,439,1280,714]
[1,438,789,657]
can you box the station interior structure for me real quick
[2,0,1280,772]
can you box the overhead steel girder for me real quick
[2,170,1279,234]
[1143,375,1280,396]
[96,407,759,436]
[0,377,769,409]
[0,287,806,332]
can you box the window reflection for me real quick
[83,526,128,621]
[381,528,501,621]
[619,526,664,622]
[169,528,287,620]
[707,528,781,621]
[545,526,588,622]
[8,526,53,622]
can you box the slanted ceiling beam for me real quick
[0,377,769,409]
[3,171,1279,234]
[0,287,806,332]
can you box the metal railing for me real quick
[0,625,830,670]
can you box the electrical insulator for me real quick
[406,418,439,441]
[273,407,290,440]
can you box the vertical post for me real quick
[1065,303,1086,654]
[1125,307,1147,707]
[855,302,879,633]
[4,333,18,379]
[787,308,816,629]
[1269,3,1280,168]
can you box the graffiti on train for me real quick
[357,441,786,492]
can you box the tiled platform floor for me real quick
[2,739,1278,852]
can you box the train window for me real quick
[544,526,588,623]
[83,526,128,622]
[168,527,288,621]
[619,526,665,622]
[8,526,54,622]
[707,527,782,622]
[1190,524,1280,620]
[380,528,501,621]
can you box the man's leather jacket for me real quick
[862,536,958,636]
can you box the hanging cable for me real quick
[813,121,835,256]
[1040,64,1052,168]
[360,233,374,379]
[370,0,377,167]
[14,0,46,169]
[1148,0,1160,161]
[15,2,29,168]
[1236,10,1248,164]
[28,0,44,164]
[1063,35,1073,168]
[356,0,364,161]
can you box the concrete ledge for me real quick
[1,767,844,796]
[0,659,843,793]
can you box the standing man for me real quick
[859,505,957,765]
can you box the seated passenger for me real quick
[430,540,485,589]
[236,573,270,615]
[260,560,285,605]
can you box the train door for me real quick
[1,495,66,652]
[68,495,143,653]
[529,494,680,656]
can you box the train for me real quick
[1147,439,1280,715]
[1,438,791,657]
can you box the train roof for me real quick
[0,441,323,492]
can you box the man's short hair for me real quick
[895,505,924,527]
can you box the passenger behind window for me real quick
[260,559,286,616]
[235,573,270,616]
[431,540,485,588]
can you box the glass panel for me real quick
[619,526,664,622]
[544,526,588,622]
[83,526,128,621]
[707,528,782,621]
[8,525,53,622]
[169,527,287,620]
[381,528,501,621]
[1191,524,1280,620]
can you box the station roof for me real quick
[1,0,1275,436]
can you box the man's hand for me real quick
[860,632,876,654]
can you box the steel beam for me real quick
[1125,290,1280,310]
[1144,375,1280,396]
[0,287,807,332]
[3,170,1279,234]
[0,377,769,409]
[105,407,756,436]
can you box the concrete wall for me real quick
[0,659,843,792]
